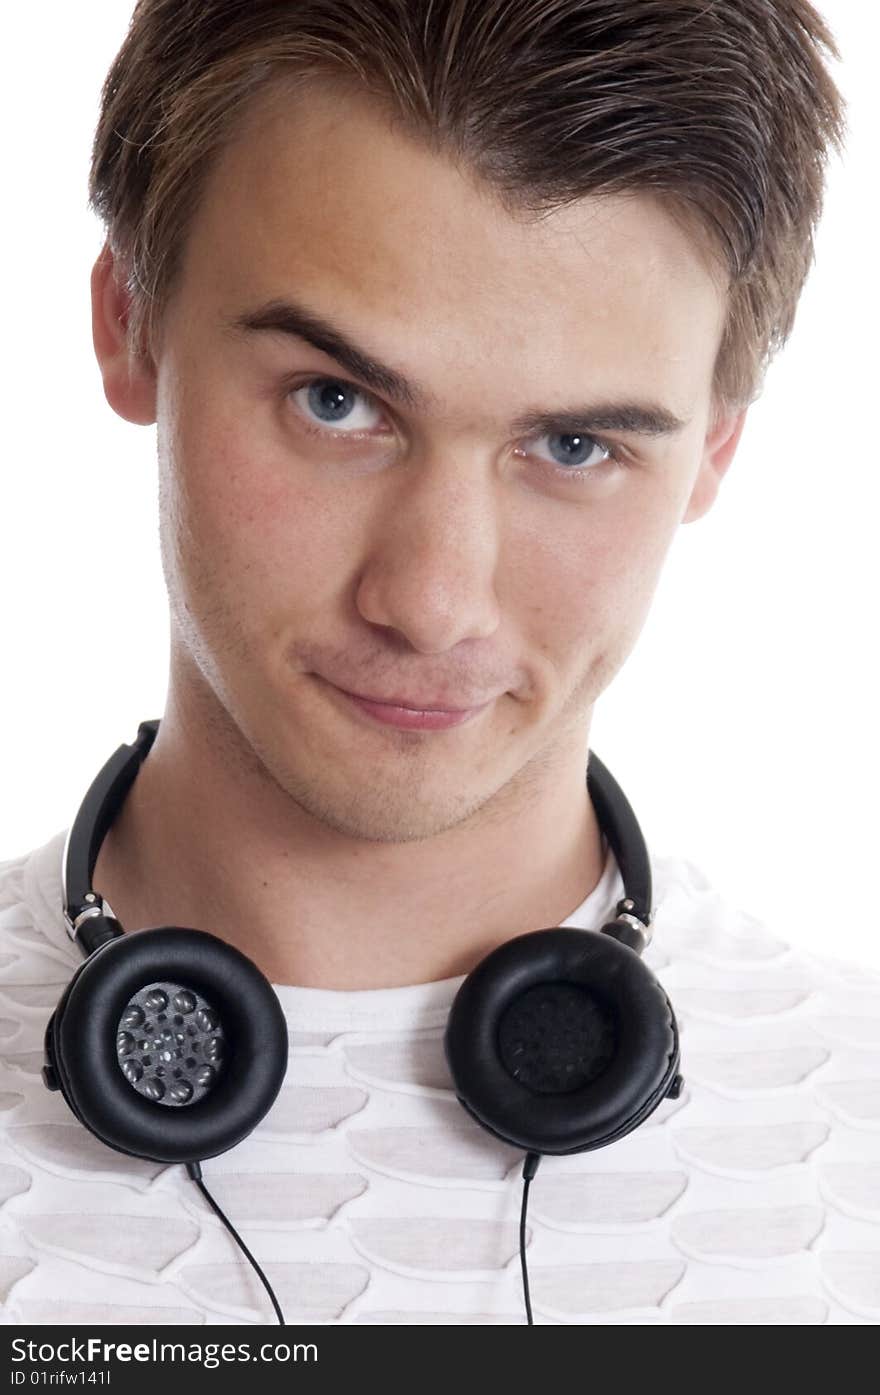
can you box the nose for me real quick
[355,456,502,655]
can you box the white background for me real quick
[2,3,877,965]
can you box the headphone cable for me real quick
[186,1161,286,1325]
[187,1153,540,1327]
[520,1151,541,1325]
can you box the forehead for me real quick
[175,76,727,416]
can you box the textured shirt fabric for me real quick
[1,826,879,1327]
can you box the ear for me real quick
[681,406,749,524]
[91,242,158,426]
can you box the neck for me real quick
[91,690,606,990]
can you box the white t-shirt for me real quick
[1,826,879,1326]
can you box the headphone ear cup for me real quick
[444,927,679,1155]
[49,927,288,1164]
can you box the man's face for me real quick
[130,77,735,843]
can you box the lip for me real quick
[320,678,493,731]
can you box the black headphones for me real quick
[43,717,682,1168]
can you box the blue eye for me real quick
[290,378,382,434]
[530,431,614,473]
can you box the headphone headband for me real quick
[62,719,159,939]
[61,718,653,948]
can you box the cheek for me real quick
[511,521,623,656]
[175,390,347,558]
[511,496,676,686]
[161,409,355,640]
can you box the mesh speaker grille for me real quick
[115,981,227,1107]
[497,981,618,1094]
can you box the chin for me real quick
[292,773,493,845]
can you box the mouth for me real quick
[316,677,494,732]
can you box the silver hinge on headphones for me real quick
[615,900,654,948]
[63,897,114,943]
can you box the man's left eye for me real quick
[526,431,614,472]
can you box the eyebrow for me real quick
[226,297,691,439]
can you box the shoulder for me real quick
[648,847,880,1047]
[0,830,80,1004]
[0,847,30,911]
[649,848,880,986]
[635,850,880,1322]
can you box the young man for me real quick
[2,1,875,1326]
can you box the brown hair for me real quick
[89,0,846,418]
